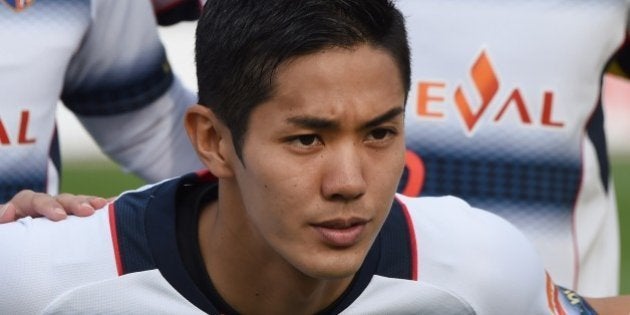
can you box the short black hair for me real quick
[195,0,410,158]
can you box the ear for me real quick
[185,105,235,178]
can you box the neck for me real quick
[197,182,353,315]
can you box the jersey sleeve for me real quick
[397,194,598,315]
[61,0,172,116]
[60,0,204,181]
[76,77,205,182]
[0,210,118,314]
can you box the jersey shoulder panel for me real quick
[110,177,184,275]
[396,194,551,314]
[342,275,474,315]
[0,210,118,314]
[41,269,206,314]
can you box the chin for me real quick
[298,251,365,280]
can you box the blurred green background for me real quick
[614,157,630,293]
[61,157,630,293]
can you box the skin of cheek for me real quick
[236,141,404,279]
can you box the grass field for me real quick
[61,157,630,293]
[614,157,630,293]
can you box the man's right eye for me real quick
[285,134,324,151]
[296,135,319,146]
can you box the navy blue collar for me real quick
[113,173,413,314]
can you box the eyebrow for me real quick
[286,106,404,131]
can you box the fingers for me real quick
[53,194,94,218]
[88,196,109,211]
[12,190,68,222]
[0,190,108,223]
[53,194,109,218]
[0,203,17,224]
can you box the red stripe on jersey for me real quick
[108,203,123,276]
[546,273,567,315]
[546,273,556,313]
[195,169,217,182]
[398,199,418,280]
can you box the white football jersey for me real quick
[0,0,202,203]
[0,172,598,314]
[397,0,629,296]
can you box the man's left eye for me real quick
[297,135,319,146]
[368,128,394,140]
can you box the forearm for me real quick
[78,78,204,182]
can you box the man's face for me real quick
[232,44,406,280]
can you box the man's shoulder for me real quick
[395,193,535,257]
[111,172,211,215]
[0,174,200,313]
[0,210,119,313]
[108,174,192,273]
[345,275,475,315]
[395,194,500,228]
[0,208,114,255]
[394,194,550,314]
[41,269,205,314]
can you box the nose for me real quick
[321,144,367,202]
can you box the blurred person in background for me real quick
[395,0,629,297]
[0,0,202,219]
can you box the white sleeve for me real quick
[60,0,204,181]
[0,210,118,314]
[77,78,204,182]
[398,195,559,315]
[41,270,207,314]
[62,0,171,113]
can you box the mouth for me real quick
[310,218,370,248]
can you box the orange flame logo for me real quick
[454,50,499,132]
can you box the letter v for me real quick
[454,50,499,133]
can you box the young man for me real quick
[0,0,627,313]
[6,0,627,298]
